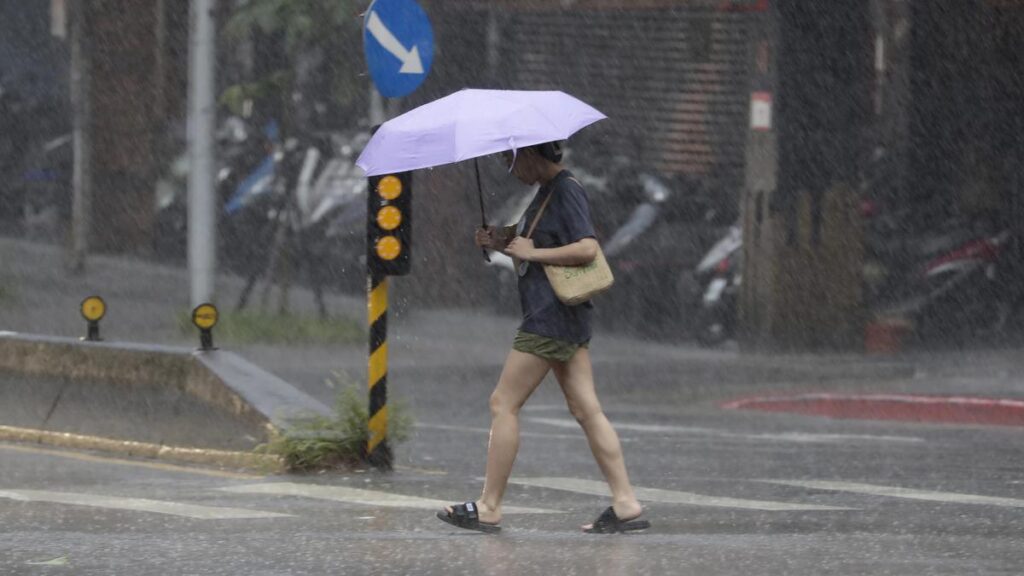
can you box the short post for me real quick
[191,303,219,351]
[80,296,106,342]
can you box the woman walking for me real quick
[436,141,649,534]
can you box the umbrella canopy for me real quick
[356,88,607,176]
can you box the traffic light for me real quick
[367,171,412,276]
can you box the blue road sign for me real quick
[363,0,434,98]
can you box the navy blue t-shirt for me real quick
[515,170,596,344]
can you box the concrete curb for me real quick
[0,425,285,473]
[0,331,332,468]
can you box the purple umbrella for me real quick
[356,88,607,177]
[356,88,606,260]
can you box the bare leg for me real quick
[446,349,550,525]
[552,348,642,527]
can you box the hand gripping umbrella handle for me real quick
[475,158,491,263]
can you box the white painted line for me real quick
[522,404,572,412]
[508,477,852,512]
[416,422,615,442]
[25,556,69,566]
[529,418,710,435]
[219,482,560,514]
[527,417,923,445]
[748,432,923,444]
[761,480,1024,509]
[724,393,1024,410]
[0,489,292,520]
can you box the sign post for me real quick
[362,0,432,469]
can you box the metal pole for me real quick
[367,272,392,469]
[369,85,385,127]
[486,7,500,85]
[69,0,92,275]
[187,0,218,307]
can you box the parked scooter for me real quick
[690,225,742,346]
[598,170,729,336]
[690,205,1021,347]
[18,133,73,242]
[1,79,68,229]
[152,117,369,296]
[880,224,1019,344]
[291,129,371,296]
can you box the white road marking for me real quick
[522,404,572,412]
[527,417,923,445]
[25,557,69,567]
[416,422,617,442]
[508,477,852,512]
[761,480,1024,509]
[219,482,560,514]
[748,432,921,444]
[0,489,291,520]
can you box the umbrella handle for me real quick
[475,158,491,263]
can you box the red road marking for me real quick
[721,393,1024,427]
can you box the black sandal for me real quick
[583,506,650,534]
[436,502,502,534]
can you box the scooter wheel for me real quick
[695,309,728,348]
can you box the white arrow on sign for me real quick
[367,11,424,75]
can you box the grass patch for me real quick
[0,277,17,303]
[177,309,363,345]
[257,377,413,472]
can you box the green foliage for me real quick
[0,276,17,303]
[221,0,365,124]
[257,378,413,472]
[219,71,291,116]
[177,309,363,345]
[224,0,358,58]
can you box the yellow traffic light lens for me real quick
[375,236,402,261]
[80,296,106,322]
[376,206,402,231]
[378,175,403,200]
[192,303,219,330]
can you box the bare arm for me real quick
[505,236,598,266]
[474,226,517,251]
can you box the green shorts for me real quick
[513,331,589,363]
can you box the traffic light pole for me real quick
[365,170,411,470]
[366,271,392,469]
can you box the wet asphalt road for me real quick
[3,359,1024,575]
[3,238,1024,574]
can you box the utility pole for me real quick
[739,1,872,351]
[187,0,218,307]
[68,0,92,275]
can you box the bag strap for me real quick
[523,189,555,240]
[523,176,584,239]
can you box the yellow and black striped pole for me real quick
[366,167,410,470]
[367,272,392,469]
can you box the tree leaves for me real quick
[225,0,361,59]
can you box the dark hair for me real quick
[531,140,564,163]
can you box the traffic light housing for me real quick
[367,171,412,276]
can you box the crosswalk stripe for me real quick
[526,417,923,444]
[219,482,560,514]
[760,480,1024,509]
[0,489,292,519]
[508,477,852,511]
[416,422,594,441]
